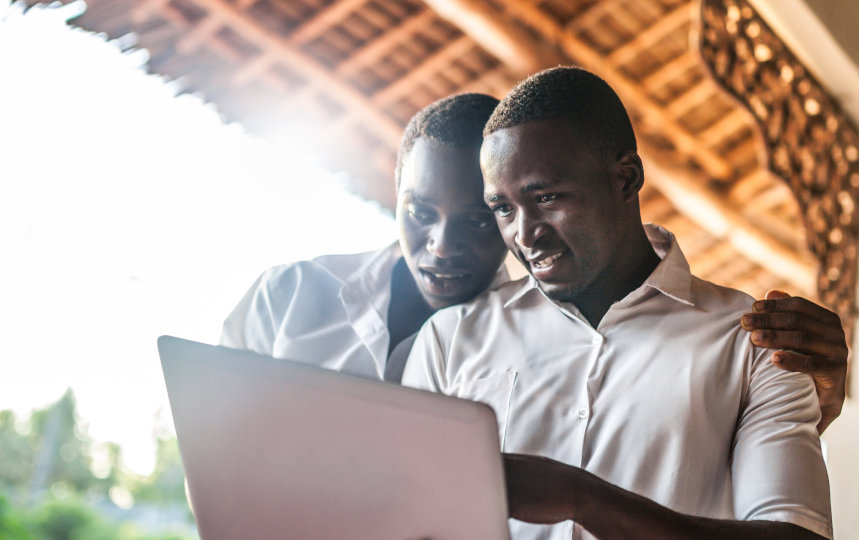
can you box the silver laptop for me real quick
[158,336,510,540]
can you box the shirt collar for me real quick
[335,241,401,306]
[503,224,695,309]
[638,224,694,307]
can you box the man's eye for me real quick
[536,193,557,203]
[491,204,512,217]
[407,204,434,223]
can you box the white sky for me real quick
[0,1,397,474]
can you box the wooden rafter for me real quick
[699,107,751,146]
[641,51,699,91]
[665,80,715,117]
[607,2,691,66]
[147,0,404,148]
[371,35,476,104]
[288,0,369,45]
[335,11,438,75]
[421,0,563,76]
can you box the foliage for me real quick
[0,494,35,540]
[0,391,197,540]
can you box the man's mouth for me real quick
[419,269,471,295]
[524,249,568,279]
[422,270,467,279]
[532,252,564,269]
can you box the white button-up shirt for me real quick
[402,225,832,540]
[221,243,403,379]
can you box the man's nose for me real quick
[427,221,465,258]
[514,210,545,249]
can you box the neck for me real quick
[387,258,434,353]
[575,226,660,328]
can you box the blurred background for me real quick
[2,0,857,537]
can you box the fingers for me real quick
[750,295,843,328]
[764,289,790,300]
[741,292,847,358]
[818,405,842,434]
[742,310,842,338]
[748,327,848,358]
[769,350,845,376]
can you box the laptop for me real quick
[158,336,510,540]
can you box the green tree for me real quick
[0,410,37,495]
[132,437,187,506]
[0,494,35,540]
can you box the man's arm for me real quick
[740,290,848,433]
[504,453,827,540]
[505,323,831,540]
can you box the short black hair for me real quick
[395,93,500,188]
[484,66,636,160]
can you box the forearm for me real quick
[565,467,825,540]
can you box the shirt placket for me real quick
[339,286,389,378]
[568,328,604,540]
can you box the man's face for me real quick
[396,137,508,310]
[481,118,632,303]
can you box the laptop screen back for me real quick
[158,336,510,540]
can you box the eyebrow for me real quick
[520,179,561,193]
[402,191,437,205]
[407,190,493,210]
[484,178,562,203]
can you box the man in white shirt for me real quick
[402,67,833,539]
[220,93,508,381]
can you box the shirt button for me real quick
[591,334,602,345]
[577,407,589,419]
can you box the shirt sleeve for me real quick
[731,347,833,539]
[219,266,298,356]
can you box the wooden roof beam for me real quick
[132,0,170,24]
[665,80,716,117]
[162,0,403,148]
[566,0,615,35]
[335,11,437,76]
[699,107,751,147]
[288,0,369,45]
[607,3,692,67]
[176,16,223,55]
[641,51,699,91]
[421,0,564,76]
[232,53,278,86]
[371,35,475,104]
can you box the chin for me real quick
[539,282,581,303]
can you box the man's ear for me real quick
[616,151,644,201]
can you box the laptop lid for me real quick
[158,335,510,540]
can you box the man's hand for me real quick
[740,290,848,433]
[504,453,578,524]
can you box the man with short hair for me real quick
[221,93,508,382]
[402,67,833,539]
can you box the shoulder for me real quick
[689,275,756,314]
[425,277,531,334]
[258,248,382,289]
